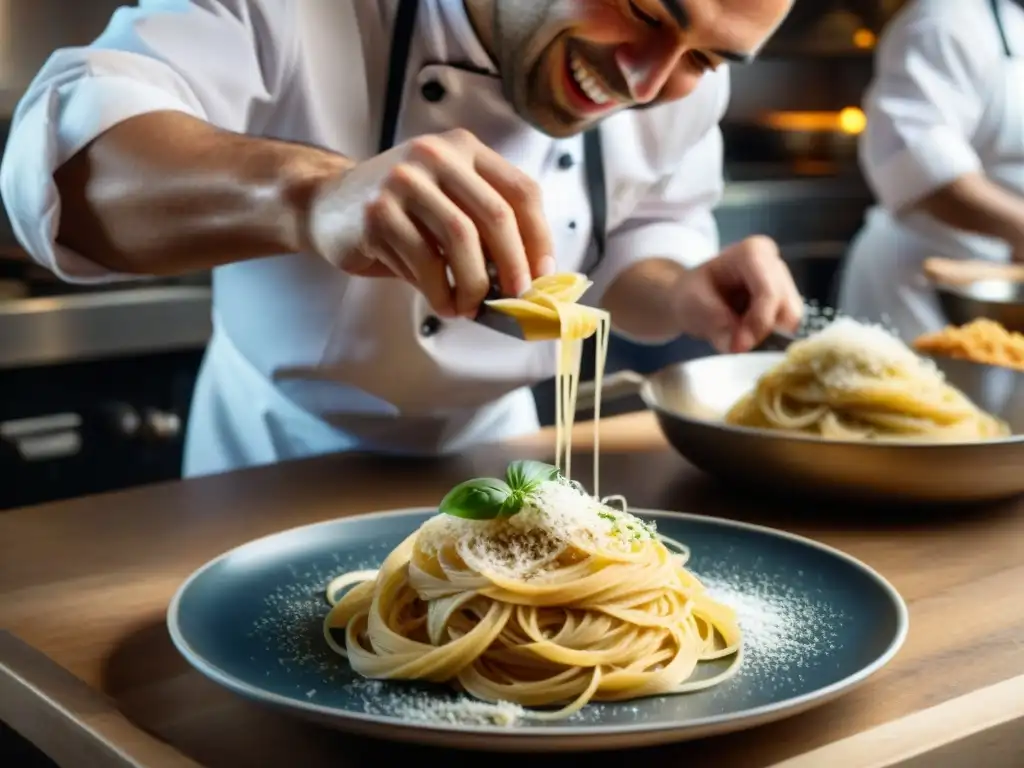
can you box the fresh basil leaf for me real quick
[505,460,560,493]
[439,478,513,520]
[498,491,525,519]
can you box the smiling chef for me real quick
[0,0,801,477]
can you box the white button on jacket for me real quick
[838,0,1024,340]
[0,0,730,477]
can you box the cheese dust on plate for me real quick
[700,558,850,698]
[246,541,848,726]
[246,544,529,727]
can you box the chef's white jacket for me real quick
[0,0,730,476]
[838,0,1024,340]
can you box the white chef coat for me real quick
[0,0,730,477]
[838,0,1024,341]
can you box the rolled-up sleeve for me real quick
[0,0,294,282]
[588,67,729,302]
[860,15,992,213]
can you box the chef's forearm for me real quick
[54,111,351,276]
[600,258,688,343]
[915,172,1024,247]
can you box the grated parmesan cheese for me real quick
[787,317,937,389]
[416,479,656,580]
[390,694,525,727]
[796,317,918,366]
[416,514,478,554]
[512,480,655,546]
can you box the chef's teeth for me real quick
[570,51,610,105]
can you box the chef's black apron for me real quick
[993,0,1020,56]
[377,0,607,275]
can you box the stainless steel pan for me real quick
[924,257,1024,332]
[935,280,1024,333]
[577,352,1024,503]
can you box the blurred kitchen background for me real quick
[0,0,907,510]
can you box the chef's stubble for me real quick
[486,0,587,132]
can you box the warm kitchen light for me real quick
[838,107,867,135]
[852,28,876,49]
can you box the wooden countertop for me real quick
[2,411,1024,768]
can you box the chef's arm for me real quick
[861,17,1019,247]
[54,111,349,275]
[0,0,301,282]
[914,173,1024,247]
[601,258,689,341]
[596,205,720,342]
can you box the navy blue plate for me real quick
[167,508,908,752]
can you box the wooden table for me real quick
[2,411,1024,768]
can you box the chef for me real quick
[0,0,801,477]
[838,0,1024,340]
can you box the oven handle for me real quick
[0,413,82,461]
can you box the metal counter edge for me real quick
[0,285,212,369]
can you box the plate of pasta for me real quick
[167,472,907,751]
[168,273,908,749]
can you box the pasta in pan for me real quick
[725,318,1009,442]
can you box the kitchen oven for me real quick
[0,254,211,511]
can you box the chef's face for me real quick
[487,0,793,137]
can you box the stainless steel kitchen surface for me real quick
[0,284,211,368]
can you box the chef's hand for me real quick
[674,236,804,353]
[305,129,555,318]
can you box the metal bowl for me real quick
[935,279,1024,332]
[639,352,1024,503]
